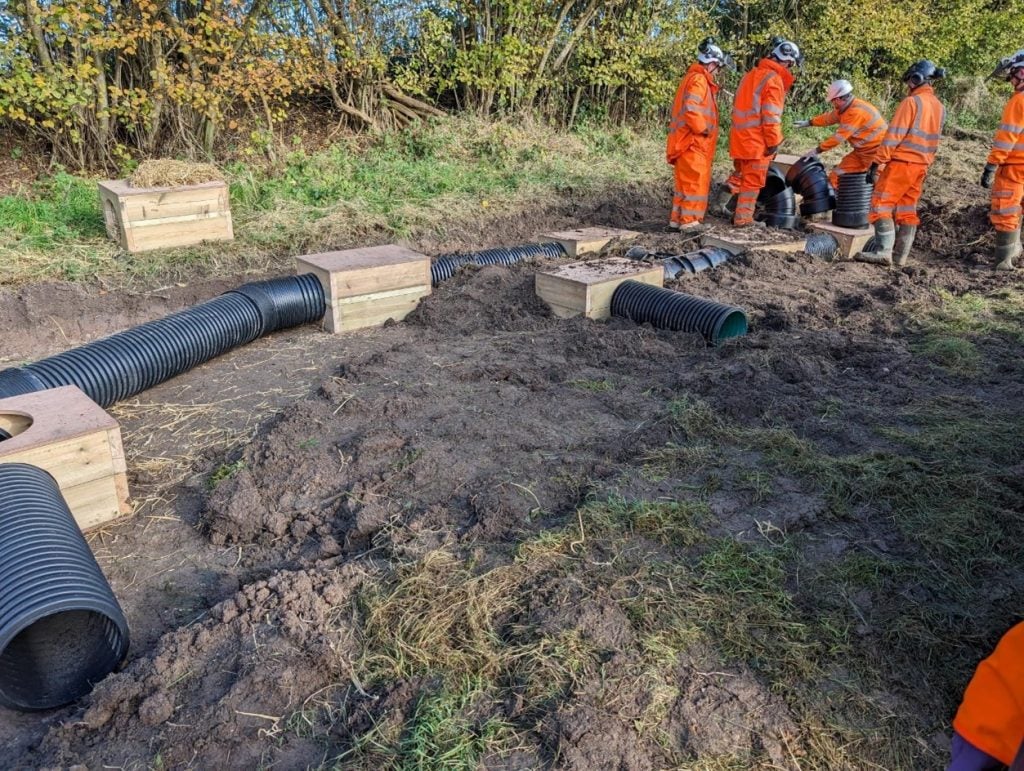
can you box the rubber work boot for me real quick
[712,186,736,217]
[994,227,1022,271]
[856,218,895,265]
[892,224,917,267]
[678,221,704,232]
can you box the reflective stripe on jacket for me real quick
[810,97,887,153]
[729,58,795,160]
[667,63,719,161]
[875,84,945,166]
[988,91,1024,166]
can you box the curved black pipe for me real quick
[431,242,567,285]
[833,173,872,228]
[786,157,836,215]
[0,274,326,408]
[0,428,10,442]
[0,464,129,711]
[610,280,748,344]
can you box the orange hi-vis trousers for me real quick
[727,158,770,226]
[868,160,928,226]
[991,164,1024,232]
[671,143,715,226]
[829,149,877,189]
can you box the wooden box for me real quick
[98,179,233,253]
[295,245,431,334]
[808,221,873,259]
[541,227,641,257]
[0,386,130,531]
[702,232,807,256]
[535,258,663,319]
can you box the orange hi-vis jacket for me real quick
[875,84,945,166]
[667,63,720,162]
[953,622,1024,765]
[729,58,795,160]
[810,97,887,153]
[988,91,1024,166]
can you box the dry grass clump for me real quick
[129,159,224,188]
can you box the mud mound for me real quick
[37,565,368,769]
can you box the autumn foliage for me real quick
[0,0,1021,169]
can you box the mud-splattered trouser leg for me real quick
[990,164,1024,232]
[869,160,928,226]
[729,158,769,226]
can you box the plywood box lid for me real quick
[298,245,429,272]
[539,257,659,285]
[99,179,228,197]
[0,386,118,454]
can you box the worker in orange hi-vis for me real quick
[980,49,1024,271]
[856,60,947,267]
[948,621,1024,770]
[724,36,802,227]
[666,37,731,232]
[793,80,887,188]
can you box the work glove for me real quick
[765,145,779,157]
[793,119,811,128]
[981,163,997,188]
[866,163,879,185]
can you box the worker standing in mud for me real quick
[721,37,803,227]
[666,37,730,232]
[980,49,1024,271]
[794,80,887,188]
[856,61,946,267]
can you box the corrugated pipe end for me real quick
[610,280,748,345]
[804,232,841,260]
[0,368,47,401]
[0,464,129,711]
[431,242,567,285]
[225,273,327,335]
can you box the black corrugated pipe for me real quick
[0,428,10,442]
[431,242,567,285]
[610,280,748,345]
[625,246,733,280]
[804,232,840,259]
[832,172,873,228]
[786,157,836,216]
[0,274,326,408]
[0,464,130,711]
[756,166,799,229]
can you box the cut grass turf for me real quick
[0,118,666,286]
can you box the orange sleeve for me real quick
[988,94,1024,166]
[810,110,837,128]
[681,76,711,137]
[759,74,785,148]
[819,105,867,152]
[875,96,916,165]
[953,622,1024,765]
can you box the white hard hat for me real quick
[697,37,729,67]
[770,38,803,65]
[827,79,853,101]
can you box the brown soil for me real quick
[1,136,1021,769]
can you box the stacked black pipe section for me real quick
[804,232,841,260]
[431,242,566,285]
[662,247,733,279]
[786,157,836,216]
[756,165,799,229]
[610,280,748,345]
[0,464,129,711]
[0,274,326,408]
[832,172,873,228]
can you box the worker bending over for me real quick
[857,60,946,266]
[795,80,887,188]
[666,37,730,232]
[980,49,1024,270]
[724,37,802,227]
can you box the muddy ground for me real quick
[1,137,1022,769]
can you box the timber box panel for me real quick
[541,227,641,257]
[99,179,233,253]
[0,386,130,531]
[535,258,663,319]
[295,245,432,333]
[808,221,873,258]
[702,232,807,255]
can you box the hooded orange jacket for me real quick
[875,84,945,166]
[729,58,795,160]
[810,97,887,153]
[988,91,1024,166]
[667,63,720,162]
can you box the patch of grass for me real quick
[908,288,1024,342]
[640,441,720,481]
[582,495,708,548]
[568,378,614,392]
[0,117,666,286]
[208,459,245,488]
[914,334,981,374]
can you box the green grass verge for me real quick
[0,118,665,286]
